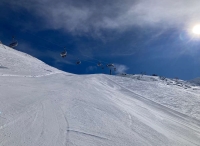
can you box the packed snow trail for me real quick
[1,44,200,145]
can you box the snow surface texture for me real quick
[1,44,200,146]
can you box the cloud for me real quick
[3,0,200,35]
[86,65,97,72]
[114,64,129,74]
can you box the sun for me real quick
[192,24,200,34]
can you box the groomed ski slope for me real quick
[1,44,200,146]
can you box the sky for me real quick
[1,0,200,80]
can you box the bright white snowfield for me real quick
[1,44,200,146]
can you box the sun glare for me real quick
[192,24,200,34]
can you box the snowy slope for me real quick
[1,44,200,146]
[0,44,68,76]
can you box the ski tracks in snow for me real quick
[104,76,200,145]
[106,76,200,126]
[55,102,71,146]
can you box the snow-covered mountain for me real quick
[1,44,200,146]
[189,77,200,86]
[0,44,69,77]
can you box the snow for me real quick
[189,77,200,86]
[0,44,68,76]
[1,44,200,146]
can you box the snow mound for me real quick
[0,44,67,76]
[119,74,197,90]
[189,77,200,86]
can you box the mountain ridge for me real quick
[1,44,200,146]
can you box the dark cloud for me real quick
[2,0,135,33]
[3,0,200,35]
[2,0,200,59]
